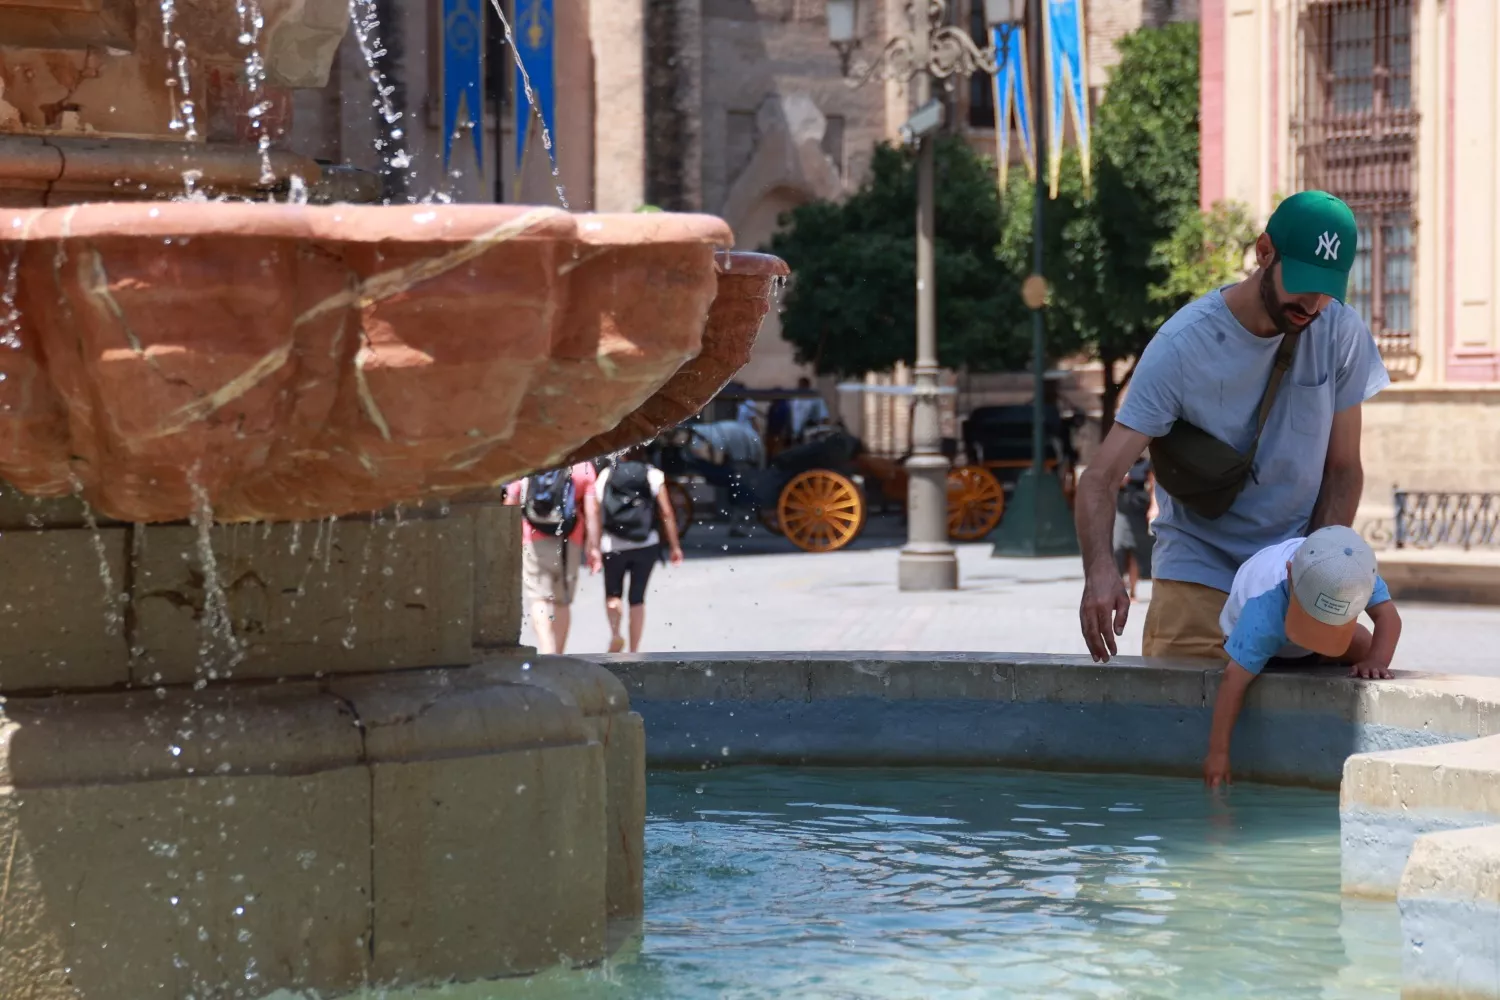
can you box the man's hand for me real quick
[1203,749,1232,790]
[587,547,603,575]
[1349,658,1393,680]
[1074,425,1152,662]
[1080,567,1130,663]
[669,545,684,567]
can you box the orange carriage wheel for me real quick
[946,466,1005,541]
[777,470,864,553]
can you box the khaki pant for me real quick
[521,538,581,606]
[1143,580,1229,660]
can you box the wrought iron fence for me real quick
[1386,491,1500,551]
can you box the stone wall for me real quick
[1357,388,1500,524]
[0,494,523,693]
[0,655,646,998]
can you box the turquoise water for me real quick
[399,767,1402,999]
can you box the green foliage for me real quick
[769,19,1257,416]
[768,137,1029,378]
[997,21,1257,421]
[1150,201,1259,305]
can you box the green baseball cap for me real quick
[1265,191,1358,303]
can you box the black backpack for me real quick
[602,462,656,543]
[523,469,579,538]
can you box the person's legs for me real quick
[1142,580,1230,660]
[629,604,646,652]
[551,603,572,653]
[522,541,561,654]
[603,551,629,653]
[626,546,658,652]
[552,542,581,654]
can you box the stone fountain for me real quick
[0,2,787,997]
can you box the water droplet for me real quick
[168,745,182,757]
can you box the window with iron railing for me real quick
[1293,0,1419,378]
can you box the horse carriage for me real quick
[643,386,1078,554]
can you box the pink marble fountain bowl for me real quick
[0,203,782,522]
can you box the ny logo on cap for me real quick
[1315,231,1341,262]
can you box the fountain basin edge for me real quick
[0,203,778,523]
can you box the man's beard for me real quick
[1259,265,1316,336]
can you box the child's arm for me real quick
[1349,602,1401,679]
[1204,662,1257,789]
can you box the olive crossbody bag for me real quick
[1147,329,1301,521]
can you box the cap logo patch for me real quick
[1315,592,1352,617]
[1316,231,1341,262]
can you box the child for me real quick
[1204,525,1402,789]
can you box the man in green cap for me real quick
[1075,190,1390,662]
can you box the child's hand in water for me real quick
[1203,750,1232,790]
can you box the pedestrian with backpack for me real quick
[504,462,601,654]
[595,447,684,653]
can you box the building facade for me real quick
[1201,0,1500,522]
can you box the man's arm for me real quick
[655,489,685,565]
[1204,662,1256,789]
[1310,404,1364,530]
[1076,424,1152,663]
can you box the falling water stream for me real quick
[486,0,570,209]
[0,245,21,350]
[347,0,413,190]
[233,0,276,186]
[159,0,200,143]
[188,476,246,678]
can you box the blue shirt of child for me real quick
[1219,537,1392,674]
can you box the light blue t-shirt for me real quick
[1220,537,1392,674]
[1116,291,1390,593]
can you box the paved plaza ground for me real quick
[523,515,1500,677]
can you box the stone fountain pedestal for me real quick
[0,493,645,999]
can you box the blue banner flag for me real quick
[990,24,1036,191]
[441,0,484,170]
[514,0,557,177]
[1044,0,1091,197]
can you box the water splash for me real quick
[67,474,124,635]
[340,515,377,650]
[486,0,570,209]
[0,246,21,350]
[159,0,199,143]
[233,0,275,186]
[347,0,412,192]
[188,475,246,676]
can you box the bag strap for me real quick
[1250,329,1301,449]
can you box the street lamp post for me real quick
[989,0,1081,558]
[827,0,1018,592]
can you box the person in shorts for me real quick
[596,448,684,652]
[1076,192,1389,663]
[1203,525,1402,789]
[504,462,601,655]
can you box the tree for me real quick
[768,137,1030,378]
[1150,201,1259,307]
[997,22,1255,430]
